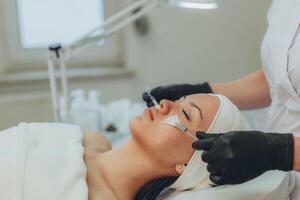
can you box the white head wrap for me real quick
[170,94,251,191]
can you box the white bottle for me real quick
[70,89,88,130]
[87,90,102,131]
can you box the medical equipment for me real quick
[162,115,197,140]
[145,86,160,109]
[169,0,218,9]
[47,0,218,122]
[65,89,103,132]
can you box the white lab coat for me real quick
[260,0,300,199]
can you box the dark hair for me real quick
[134,177,178,200]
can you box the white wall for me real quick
[0,0,272,129]
[0,0,7,72]
[125,0,272,85]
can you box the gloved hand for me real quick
[192,131,294,185]
[142,82,212,108]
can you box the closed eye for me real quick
[182,109,190,121]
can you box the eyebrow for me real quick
[183,96,204,121]
[190,102,203,120]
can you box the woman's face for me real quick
[130,94,220,167]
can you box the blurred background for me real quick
[0,0,271,129]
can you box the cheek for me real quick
[130,117,195,164]
[165,136,195,164]
[149,126,195,164]
[129,116,157,145]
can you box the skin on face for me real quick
[129,94,220,169]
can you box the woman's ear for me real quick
[175,164,186,175]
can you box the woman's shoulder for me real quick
[84,147,101,160]
[83,133,112,155]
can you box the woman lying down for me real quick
[0,94,293,200]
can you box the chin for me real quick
[129,116,143,138]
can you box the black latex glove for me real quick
[192,131,294,185]
[142,82,212,108]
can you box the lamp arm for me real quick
[66,0,160,54]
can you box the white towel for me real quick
[0,123,88,200]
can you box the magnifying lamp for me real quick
[47,0,218,122]
[168,0,218,9]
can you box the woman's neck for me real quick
[95,140,177,200]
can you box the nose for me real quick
[159,100,174,115]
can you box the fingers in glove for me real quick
[142,93,150,101]
[196,132,219,139]
[192,137,215,151]
[201,150,220,164]
[207,161,224,174]
[209,174,225,185]
[147,101,155,108]
[207,164,215,173]
[142,92,155,108]
[209,162,231,185]
[142,92,150,102]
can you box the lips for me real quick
[150,108,155,120]
[145,108,156,121]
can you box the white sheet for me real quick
[163,171,294,200]
[0,123,88,200]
